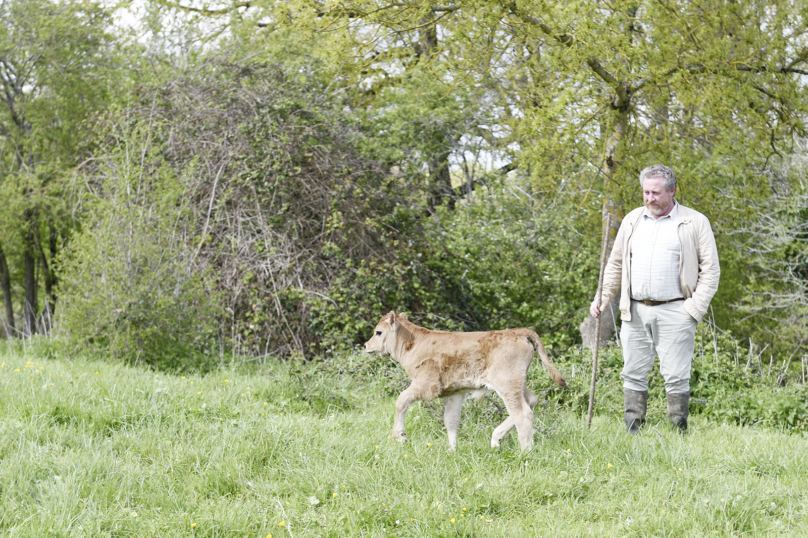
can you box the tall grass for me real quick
[0,343,806,536]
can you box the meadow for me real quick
[1,343,807,537]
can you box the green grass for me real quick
[0,346,807,537]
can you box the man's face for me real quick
[642,176,675,217]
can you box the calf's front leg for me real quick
[392,376,440,442]
[392,387,417,442]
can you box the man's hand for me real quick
[590,299,606,318]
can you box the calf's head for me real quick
[364,311,404,356]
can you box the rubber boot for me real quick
[667,392,690,433]
[624,388,648,434]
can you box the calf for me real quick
[364,311,567,451]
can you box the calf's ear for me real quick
[399,312,407,320]
[386,310,401,331]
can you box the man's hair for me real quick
[639,164,676,191]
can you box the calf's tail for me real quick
[519,329,567,388]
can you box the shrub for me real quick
[57,129,222,372]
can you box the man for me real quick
[590,164,720,433]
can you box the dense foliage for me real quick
[0,0,807,392]
[0,0,119,336]
[53,60,602,369]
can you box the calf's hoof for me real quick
[392,431,408,443]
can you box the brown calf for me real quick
[364,311,566,451]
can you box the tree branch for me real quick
[506,3,629,106]
[152,0,252,16]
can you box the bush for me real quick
[436,181,599,346]
[57,129,222,372]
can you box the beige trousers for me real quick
[620,300,697,394]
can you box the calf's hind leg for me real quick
[443,393,465,452]
[491,387,539,448]
[506,391,535,451]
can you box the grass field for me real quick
[1,344,807,537]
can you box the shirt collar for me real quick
[643,199,678,221]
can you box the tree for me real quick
[0,0,116,335]
[279,0,808,340]
[148,0,509,211]
[124,0,808,352]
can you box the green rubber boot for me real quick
[666,392,690,433]
[624,388,648,435]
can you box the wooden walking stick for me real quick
[587,215,612,430]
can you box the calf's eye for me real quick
[376,331,382,336]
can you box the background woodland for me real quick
[1,0,807,382]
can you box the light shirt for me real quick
[630,201,683,301]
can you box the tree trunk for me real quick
[580,105,629,347]
[39,220,58,333]
[426,152,456,211]
[22,210,38,336]
[0,242,15,338]
[413,17,457,212]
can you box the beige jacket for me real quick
[599,202,720,323]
